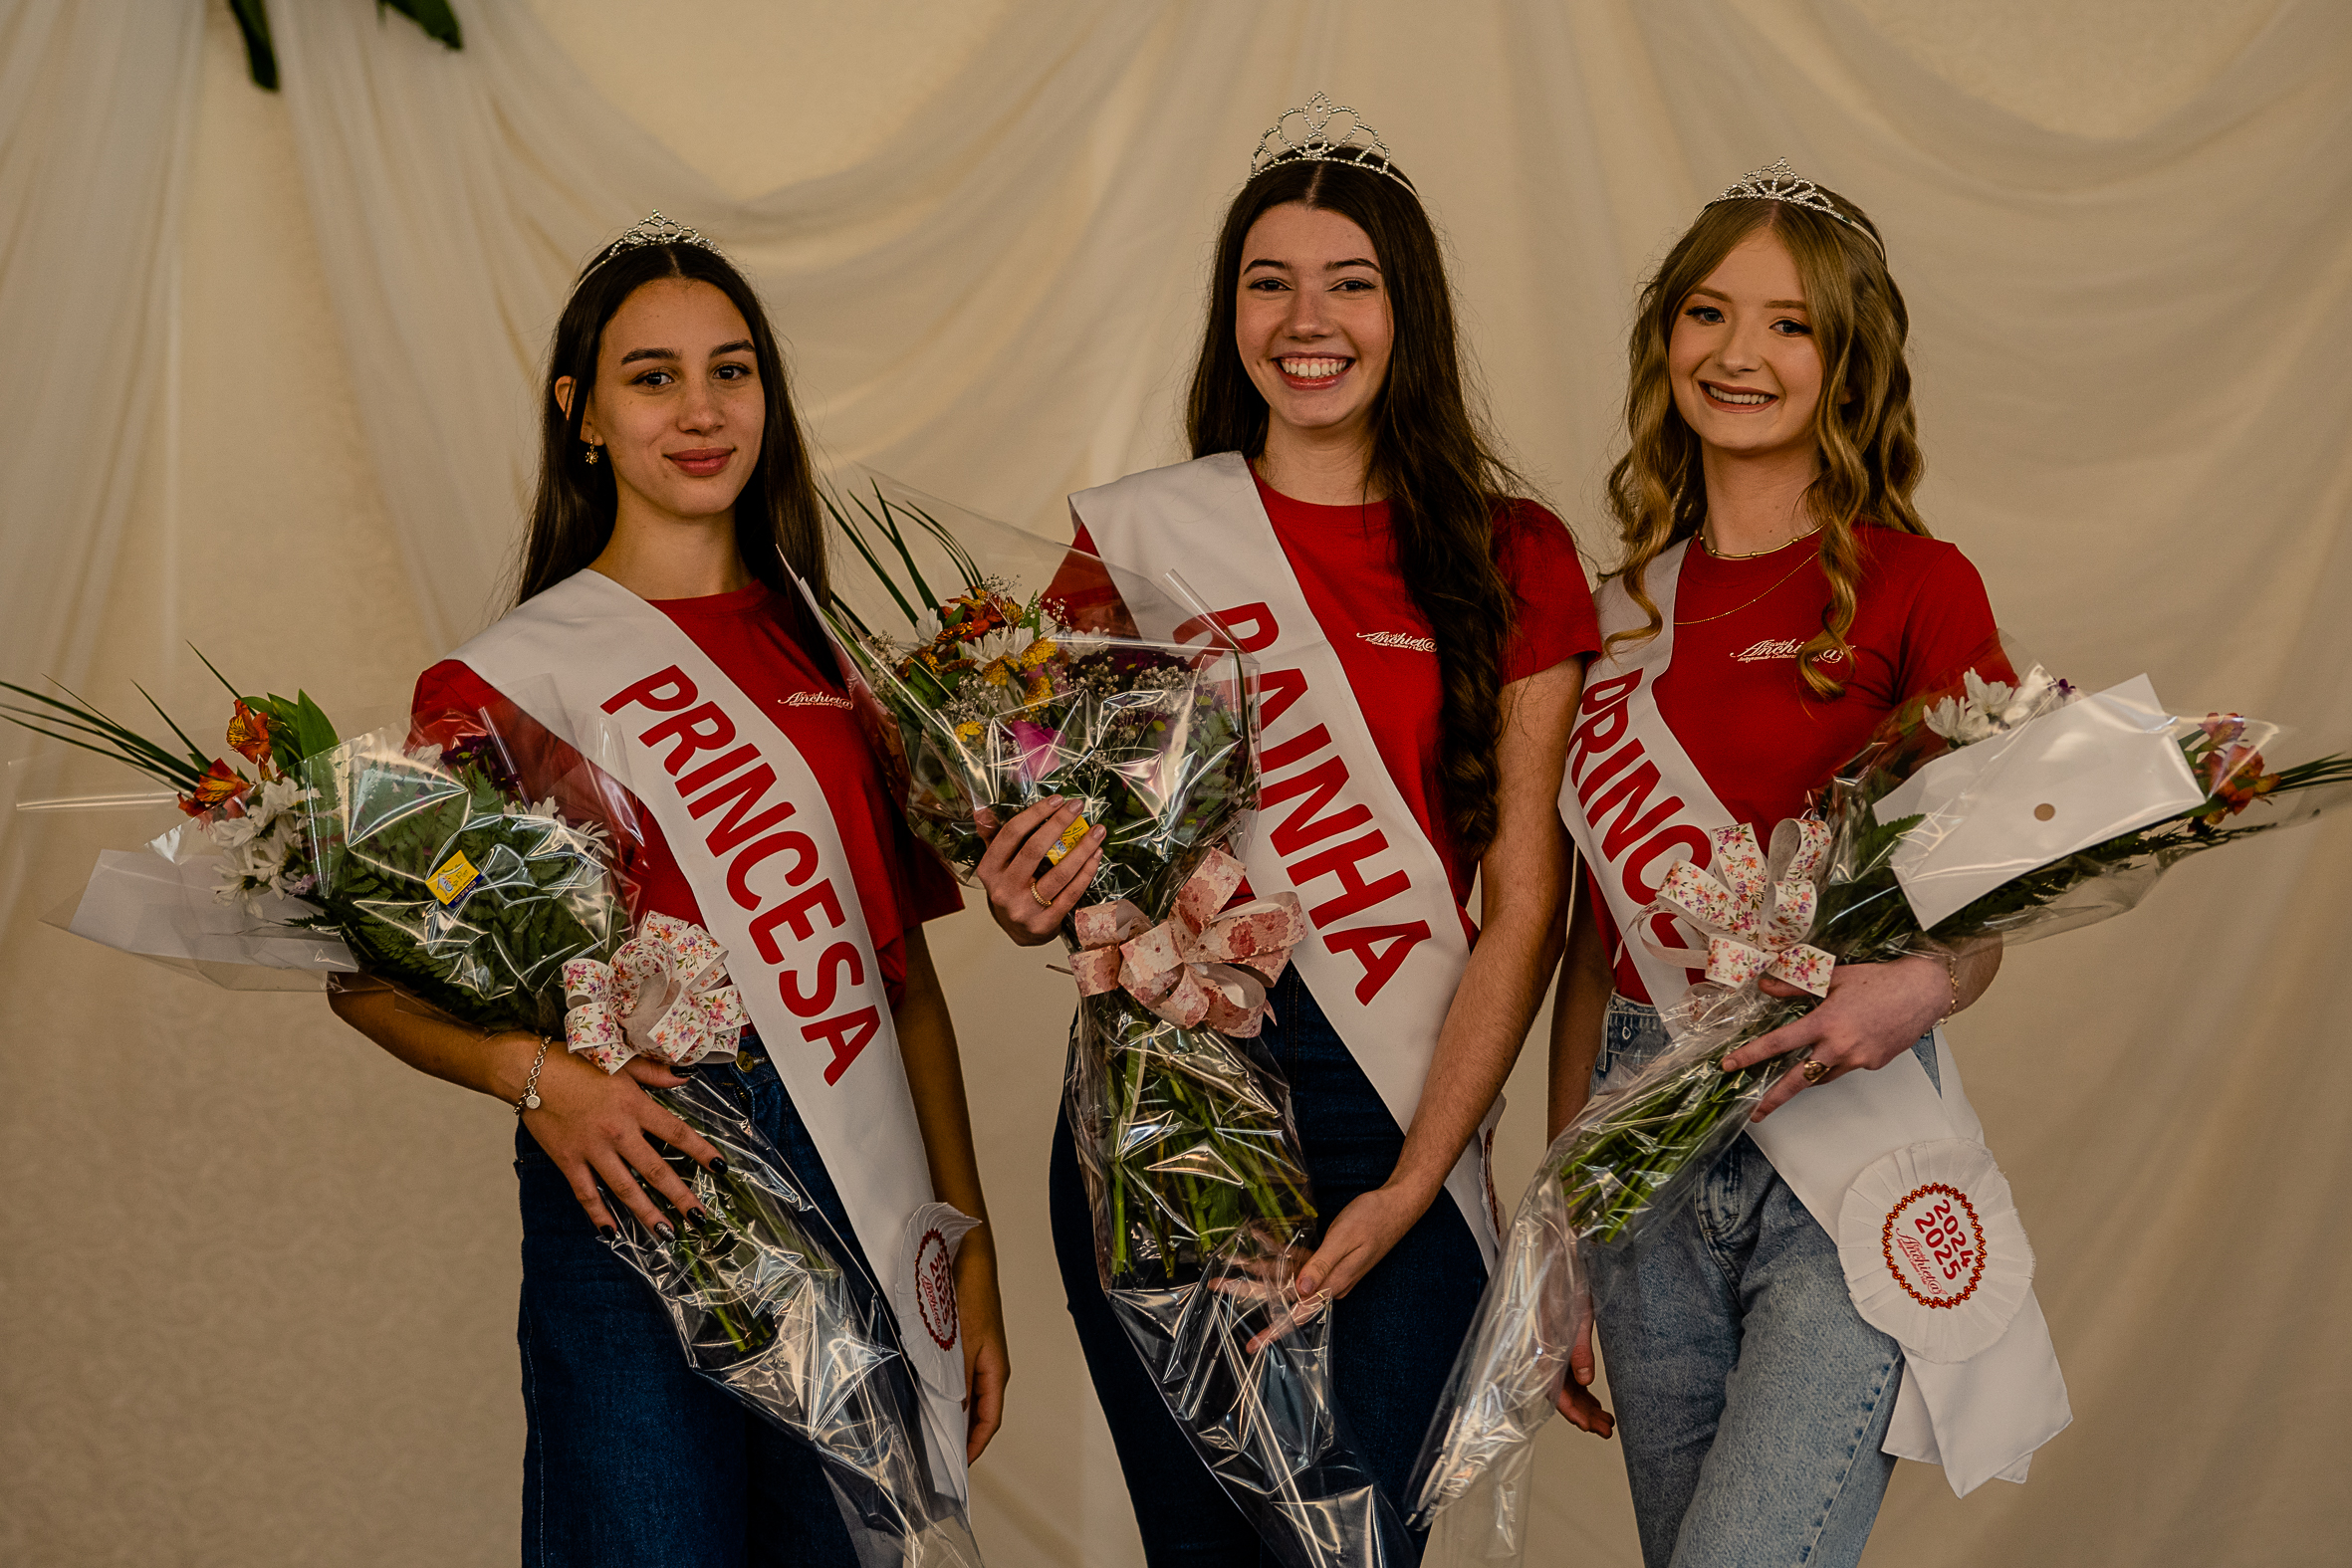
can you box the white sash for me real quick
[1073,453,1503,1263]
[1560,543,2070,1496]
[454,568,969,1501]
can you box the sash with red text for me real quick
[1562,544,2068,1494]
[1073,453,1502,1262]
[454,569,969,1501]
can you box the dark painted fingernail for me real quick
[655,1221,677,1242]
[709,1155,730,1175]
[596,1224,617,1241]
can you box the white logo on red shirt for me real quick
[1732,637,1845,665]
[1358,630,1437,653]
[783,690,854,709]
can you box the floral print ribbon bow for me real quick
[1643,820,1836,996]
[562,914,751,1072]
[1068,847,1308,1036]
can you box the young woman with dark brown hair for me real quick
[979,102,1598,1562]
[1549,164,2058,1568]
[329,219,1007,1568]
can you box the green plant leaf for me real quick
[379,0,463,50]
[228,0,278,91]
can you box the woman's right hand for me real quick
[509,1036,725,1238]
[1553,1316,1615,1438]
[972,794,1104,946]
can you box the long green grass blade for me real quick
[0,702,198,778]
[188,645,248,707]
[131,681,213,772]
[856,485,942,609]
[897,492,986,594]
[2,685,207,782]
[822,489,923,626]
[0,716,198,790]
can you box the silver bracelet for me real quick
[516,1034,554,1115]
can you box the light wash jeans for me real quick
[1589,996,1935,1568]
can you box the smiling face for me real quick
[1234,201,1394,446]
[562,277,765,527]
[1666,225,1827,466]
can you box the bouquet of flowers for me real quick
[4,663,626,1015]
[4,663,981,1568]
[824,482,1412,1567]
[1407,645,2352,1545]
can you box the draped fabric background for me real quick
[2,2,2346,1564]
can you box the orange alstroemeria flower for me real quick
[179,759,250,816]
[225,700,276,777]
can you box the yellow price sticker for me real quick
[426,849,482,906]
[1045,814,1089,867]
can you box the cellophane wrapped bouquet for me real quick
[1407,643,2352,1556]
[4,666,980,1568]
[823,480,1413,1567]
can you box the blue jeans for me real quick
[515,1041,869,1568]
[1049,971,1488,1566]
[1589,997,1931,1568]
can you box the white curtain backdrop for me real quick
[4,2,2349,1564]
[0,0,201,892]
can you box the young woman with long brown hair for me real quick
[1548,164,2063,1567]
[978,102,1598,1562]
[329,219,1008,1568]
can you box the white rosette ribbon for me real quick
[562,913,751,1073]
[1838,1138,2035,1363]
[1642,819,1836,995]
[1067,847,1308,1037]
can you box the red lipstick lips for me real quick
[665,447,733,478]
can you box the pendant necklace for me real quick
[1676,527,1822,626]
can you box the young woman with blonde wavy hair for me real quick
[1547,165,2013,1567]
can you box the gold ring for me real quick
[1029,881,1054,909]
[1801,1057,1831,1085]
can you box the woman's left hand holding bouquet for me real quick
[327,978,723,1237]
[1263,659,1584,1343]
[972,793,1106,944]
[1723,945,2001,1120]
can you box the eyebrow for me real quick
[1688,286,1806,309]
[617,338,757,365]
[1242,257,1383,274]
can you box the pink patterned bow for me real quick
[1067,847,1307,1037]
[1642,820,1836,996]
[562,914,751,1072]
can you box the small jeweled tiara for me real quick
[1704,158,1883,255]
[1249,93,1414,191]
[594,211,723,269]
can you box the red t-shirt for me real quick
[410,580,962,1008]
[1591,528,1998,1000]
[1067,470,1601,907]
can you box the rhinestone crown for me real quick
[1250,93,1413,191]
[1705,158,1882,254]
[594,211,723,269]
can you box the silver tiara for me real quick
[1704,158,1883,254]
[595,211,723,268]
[1249,93,1414,191]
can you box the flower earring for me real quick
[584,440,601,465]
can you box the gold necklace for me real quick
[1700,523,1820,560]
[1674,551,1818,625]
